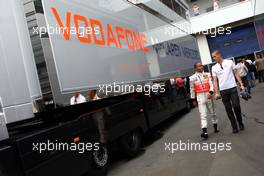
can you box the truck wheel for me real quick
[119,129,142,157]
[91,143,109,170]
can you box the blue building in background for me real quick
[207,23,260,59]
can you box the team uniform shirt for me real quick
[70,94,86,105]
[212,59,237,91]
[190,72,218,129]
[189,72,214,99]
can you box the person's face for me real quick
[75,92,80,97]
[89,90,96,99]
[212,52,222,63]
[195,63,204,72]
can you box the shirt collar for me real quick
[216,59,225,68]
[195,71,204,76]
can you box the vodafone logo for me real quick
[51,7,149,53]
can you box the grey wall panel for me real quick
[4,103,33,123]
[0,0,35,123]
[14,0,42,99]
[41,39,72,105]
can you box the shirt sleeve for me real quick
[255,60,259,69]
[231,60,236,70]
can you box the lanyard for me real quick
[197,73,206,90]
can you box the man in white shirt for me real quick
[236,60,248,77]
[236,59,251,94]
[70,92,86,105]
[211,50,245,134]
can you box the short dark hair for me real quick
[194,62,201,69]
[212,50,221,55]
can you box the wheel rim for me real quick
[93,145,108,167]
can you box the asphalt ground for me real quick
[108,83,264,176]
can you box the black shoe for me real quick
[239,123,245,131]
[213,124,220,133]
[201,128,208,139]
[201,132,208,139]
[233,128,239,134]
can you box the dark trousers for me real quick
[220,87,243,129]
[258,70,264,83]
[241,76,251,94]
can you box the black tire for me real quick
[91,143,109,174]
[184,100,192,113]
[119,129,142,157]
